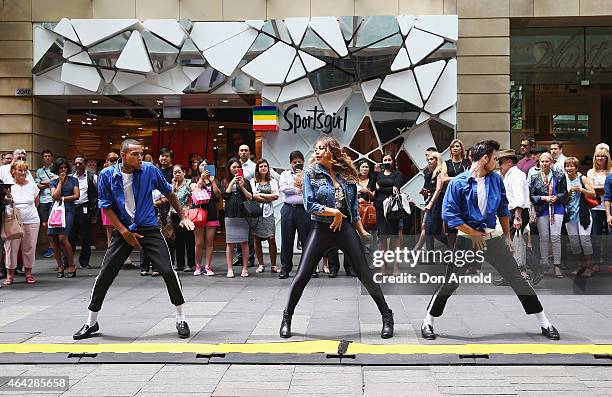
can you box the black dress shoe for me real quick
[493,278,509,286]
[278,270,289,279]
[80,263,92,269]
[541,325,560,340]
[73,322,99,340]
[421,324,436,340]
[66,271,76,278]
[57,270,65,278]
[328,271,338,278]
[176,321,190,338]
[381,310,394,339]
[311,272,319,278]
[279,310,292,338]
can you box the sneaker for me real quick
[204,265,215,276]
[41,248,54,258]
[193,265,203,276]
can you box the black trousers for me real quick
[285,220,390,315]
[88,227,185,312]
[170,213,195,269]
[69,204,92,267]
[280,204,311,272]
[426,235,543,317]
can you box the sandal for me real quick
[241,270,249,277]
[3,276,13,285]
[226,271,235,278]
[270,266,279,273]
[25,275,36,284]
[256,265,265,273]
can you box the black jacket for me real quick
[528,169,568,216]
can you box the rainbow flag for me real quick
[253,106,278,131]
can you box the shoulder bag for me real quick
[1,203,24,240]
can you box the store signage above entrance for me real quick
[282,104,348,134]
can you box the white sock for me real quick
[535,311,552,329]
[86,311,98,327]
[175,305,186,323]
[423,313,435,327]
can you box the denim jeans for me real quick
[590,209,610,265]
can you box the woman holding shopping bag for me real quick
[48,157,80,278]
[3,161,40,285]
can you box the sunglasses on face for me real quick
[520,144,528,147]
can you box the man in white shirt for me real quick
[67,155,98,269]
[550,141,567,173]
[495,149,531,285]
[0,149,35,183]
[238,144,280,181]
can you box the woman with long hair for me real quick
[222,157,253,278]
[170,165,196,273]
[48,157,80,278]
[586,148,612,272]
[529,152,567,278]
[423,151,447,251]
[442,139,470,250]
[191,159,222,276]
[251,159,280,273]
[373,153,404,274]
[3,161,40,285]
[279,136,394,339]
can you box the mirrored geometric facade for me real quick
[33,15,457,206]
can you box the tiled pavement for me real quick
[1,251,612,396]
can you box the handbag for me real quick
[1,204,24,240]
[159,212,175,240]
[383,192,411,221]
[48,200,66,228]
[358,201,377,230]
[185,207,208,227]
[191,188,210,206]
[242,200,263,218]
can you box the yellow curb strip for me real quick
[346,343,612,355]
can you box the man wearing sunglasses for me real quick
[517,137,537,176]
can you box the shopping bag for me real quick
[48,200,66,228]
[191,188,211,205]
[383,192,411,221]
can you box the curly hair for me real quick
[309,136,358,182]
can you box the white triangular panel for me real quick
[62,41,82,58]
[278,78,314,103]
[380,70,423,108]
[424,58,456,114]
[241,41,296,85]
[203,28,258,76]
[122,82,175,95]
[318,87,352,115]
[416,112,431,125]
[71,19,139,47]
[262,86,282,102]
[143,19,187,47]
[34,74,65,95]
[53,18,79,43]
[403,121,436,169]
[309,16,348,57]
[401,173,426,208]
[115,31,152,73]
[390,48,411,71]
[246,20,265,30]
[182,66,206,82]
[439,105,456,126]
[405,28,444,65]
[285,17,309,45]
[360,78,381,103]
[415,15,458,42]
[298,50,326,72]
[190,22,249,51]
[396,15,415,36]
[33,27,61,66]
[414,59,445,101]
[60,63,101,92]
[113,71,146,91]
[286,56,306,83]
[69,51,92,65]
[100,69,116,83]
[330,94,368,147]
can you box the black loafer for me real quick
[421,324,436,340]
[73,322,99,340]
[176,321,190,339]
[541,325,560,340]
[328,271,338,278]
[278,270,289,279]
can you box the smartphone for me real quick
[236,168,244,177]
[203,165,216,177]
